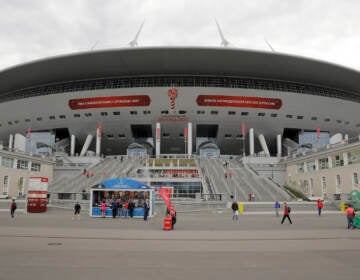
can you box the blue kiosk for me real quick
[90,178,154,218]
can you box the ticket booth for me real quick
[90,178,154,218]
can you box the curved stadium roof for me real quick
[1,47,360,100]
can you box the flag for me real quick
[241,123,246,137]
[184,127,188,141]
[316,127,320,139]
[26,127,31,139]
[158,187,172,210]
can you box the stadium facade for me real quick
[0,47,359,157]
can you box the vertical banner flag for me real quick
[241,123,246,137]
[184,127,188,141]
[97,123,102,138]
[26,127,31,139]
[316,127,320,139]
[158,187,172,210]
[156,127,160,141]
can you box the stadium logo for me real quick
[168,88,178,112]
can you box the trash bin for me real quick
[163,217,172,230]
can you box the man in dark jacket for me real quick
[143,199,150,221]
[231,200,239,221]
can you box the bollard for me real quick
[238,203,244,213]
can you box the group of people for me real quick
[99,198,150,221]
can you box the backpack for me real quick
[11,202,17,210]
[287,206,291,213]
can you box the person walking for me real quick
[10,198,17,219]
[317,199,324,216]
[281,202,292,224]
[231,199,239,221]
[73,201,81,220]
[143,199,150,221]
[274,201,281,217]
[345,205,356,229]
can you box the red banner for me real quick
[69,95,151,110]
[158,187,172,210]
[316,127,321,139]
[97,123,102,138]
[196,95,282,109]
[26,127,31,139]
[184,127,188,140]
[156,127,160,141]
[241,123,246,136]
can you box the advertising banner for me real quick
[69,95,151,110]
[196,95,282,109]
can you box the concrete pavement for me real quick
[0,208,359,280]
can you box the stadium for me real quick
[0,47,359,156]
[0,47,359,203]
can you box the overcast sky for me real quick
[0,0,360,71]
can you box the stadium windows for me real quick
[241,112,249,116]
[210,110,218,115]
[224,134,232,138]
[196,110,205,115]
[118,134,125,138]
[130,111,138,115]
[73,114,80,118]
[36,117,42,121]
[106,134,114,139]
[356,124,360,127]
[179,133,184,137]
[84,113,92,117]
[345,121,350,125]
[143,110,151,115]
[258,112,265,117]
[14,120,19,124]
[228,111,236,115]
[270,113,278,117]
[8,122,12,125]
[161,110,169,114]
[59,115,66,119]
[113,111,120,115]
[311,117,317,120]
[31,163,41,172]
[286,114,293,118]
[324,118,331,122]
[336,120,342,124]
[100,112,108,116]
[297,116,304,119]
[25,119,31,122]
[49,116,56,120]
[0,124,2,127]
[162,133,170,137]
[179,110,187,115]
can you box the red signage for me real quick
[69,95,151,110]
[157,116,189,122]
[184,127,188,140]
[196,95,282,109]
[168,88,178,111]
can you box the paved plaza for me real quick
[0,207,359,280]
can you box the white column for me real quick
[96,128,101,157]
[8,134,14,151]
[276,134,282,157]
[187,122,192,157]
[249,128,254,156]
[343,152,349,166]
[70,135,76,157]
[328,156,333,169]
[155,122,161,158]
[80,134,93,156]
[258,134,270,157]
